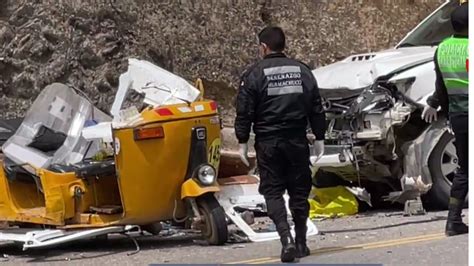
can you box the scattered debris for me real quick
[403,197,426,216]
[345,187,372,208]
[216,176,318,242]
[0,254,9,262]
[241,211,255,225]
[122,233,140,256]
[385,212,404,217]
[228,232,249,244]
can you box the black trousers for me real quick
[450,115,469,201]
[255,136,312,238]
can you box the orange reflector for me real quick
[155,108,174,116]
[134,126,165,140]
[210,101,218,111]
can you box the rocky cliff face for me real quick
[0,0,442,123]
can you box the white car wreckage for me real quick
[312,0,464,210]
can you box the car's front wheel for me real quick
[425,131,467,209]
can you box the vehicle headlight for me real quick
[196,164,216,186]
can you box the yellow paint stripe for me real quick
[358,235,445,250]
[227,257,273,264]
[348,232,444,247]
[228,232,446,265]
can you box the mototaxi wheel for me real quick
[142,222,163,235]
[196,194,228,245]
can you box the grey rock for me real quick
[79,47,104,68]
[42,27,62,45]
[11,72,35,99]
[36,55,66,89]
[104,67,120,88]
[95,79,112,94]
[68,16,92,33]
[8,4,34,27]
[101,42,120,57]
[0,26,14,45]
[95,32,117,44]
[29,40,50,59]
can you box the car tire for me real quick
[425,131,467,210]
[197,194,228,245]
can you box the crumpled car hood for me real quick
[312,46,437,90]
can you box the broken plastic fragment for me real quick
[110,58,200,117]
[345,186,372,207]
[81,122,113,142]
[111,106,143,129]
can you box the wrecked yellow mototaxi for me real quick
[0,59,227,249]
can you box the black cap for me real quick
[451,2,468,33]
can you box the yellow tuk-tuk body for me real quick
[0,100,221,229]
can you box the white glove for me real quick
[239,143,250,167]
[421,105,438,123]
[312,140,325,163]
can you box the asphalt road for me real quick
[0,209,468,265]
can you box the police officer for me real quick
[235,26,325,262]
[422,2,468,236]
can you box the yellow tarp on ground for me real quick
[308,186,358,219]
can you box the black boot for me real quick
[280,235,296,263]
[295,224,310,258]
[445,197,468,236]
[296,241,310,258]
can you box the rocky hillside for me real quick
[0,0,443,124]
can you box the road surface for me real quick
[0,209,468,265]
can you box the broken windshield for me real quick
[397,1,458,48]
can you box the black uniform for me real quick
[427,46,468,203]
[235,52,325,239]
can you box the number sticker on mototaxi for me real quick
[208,138,221,175]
